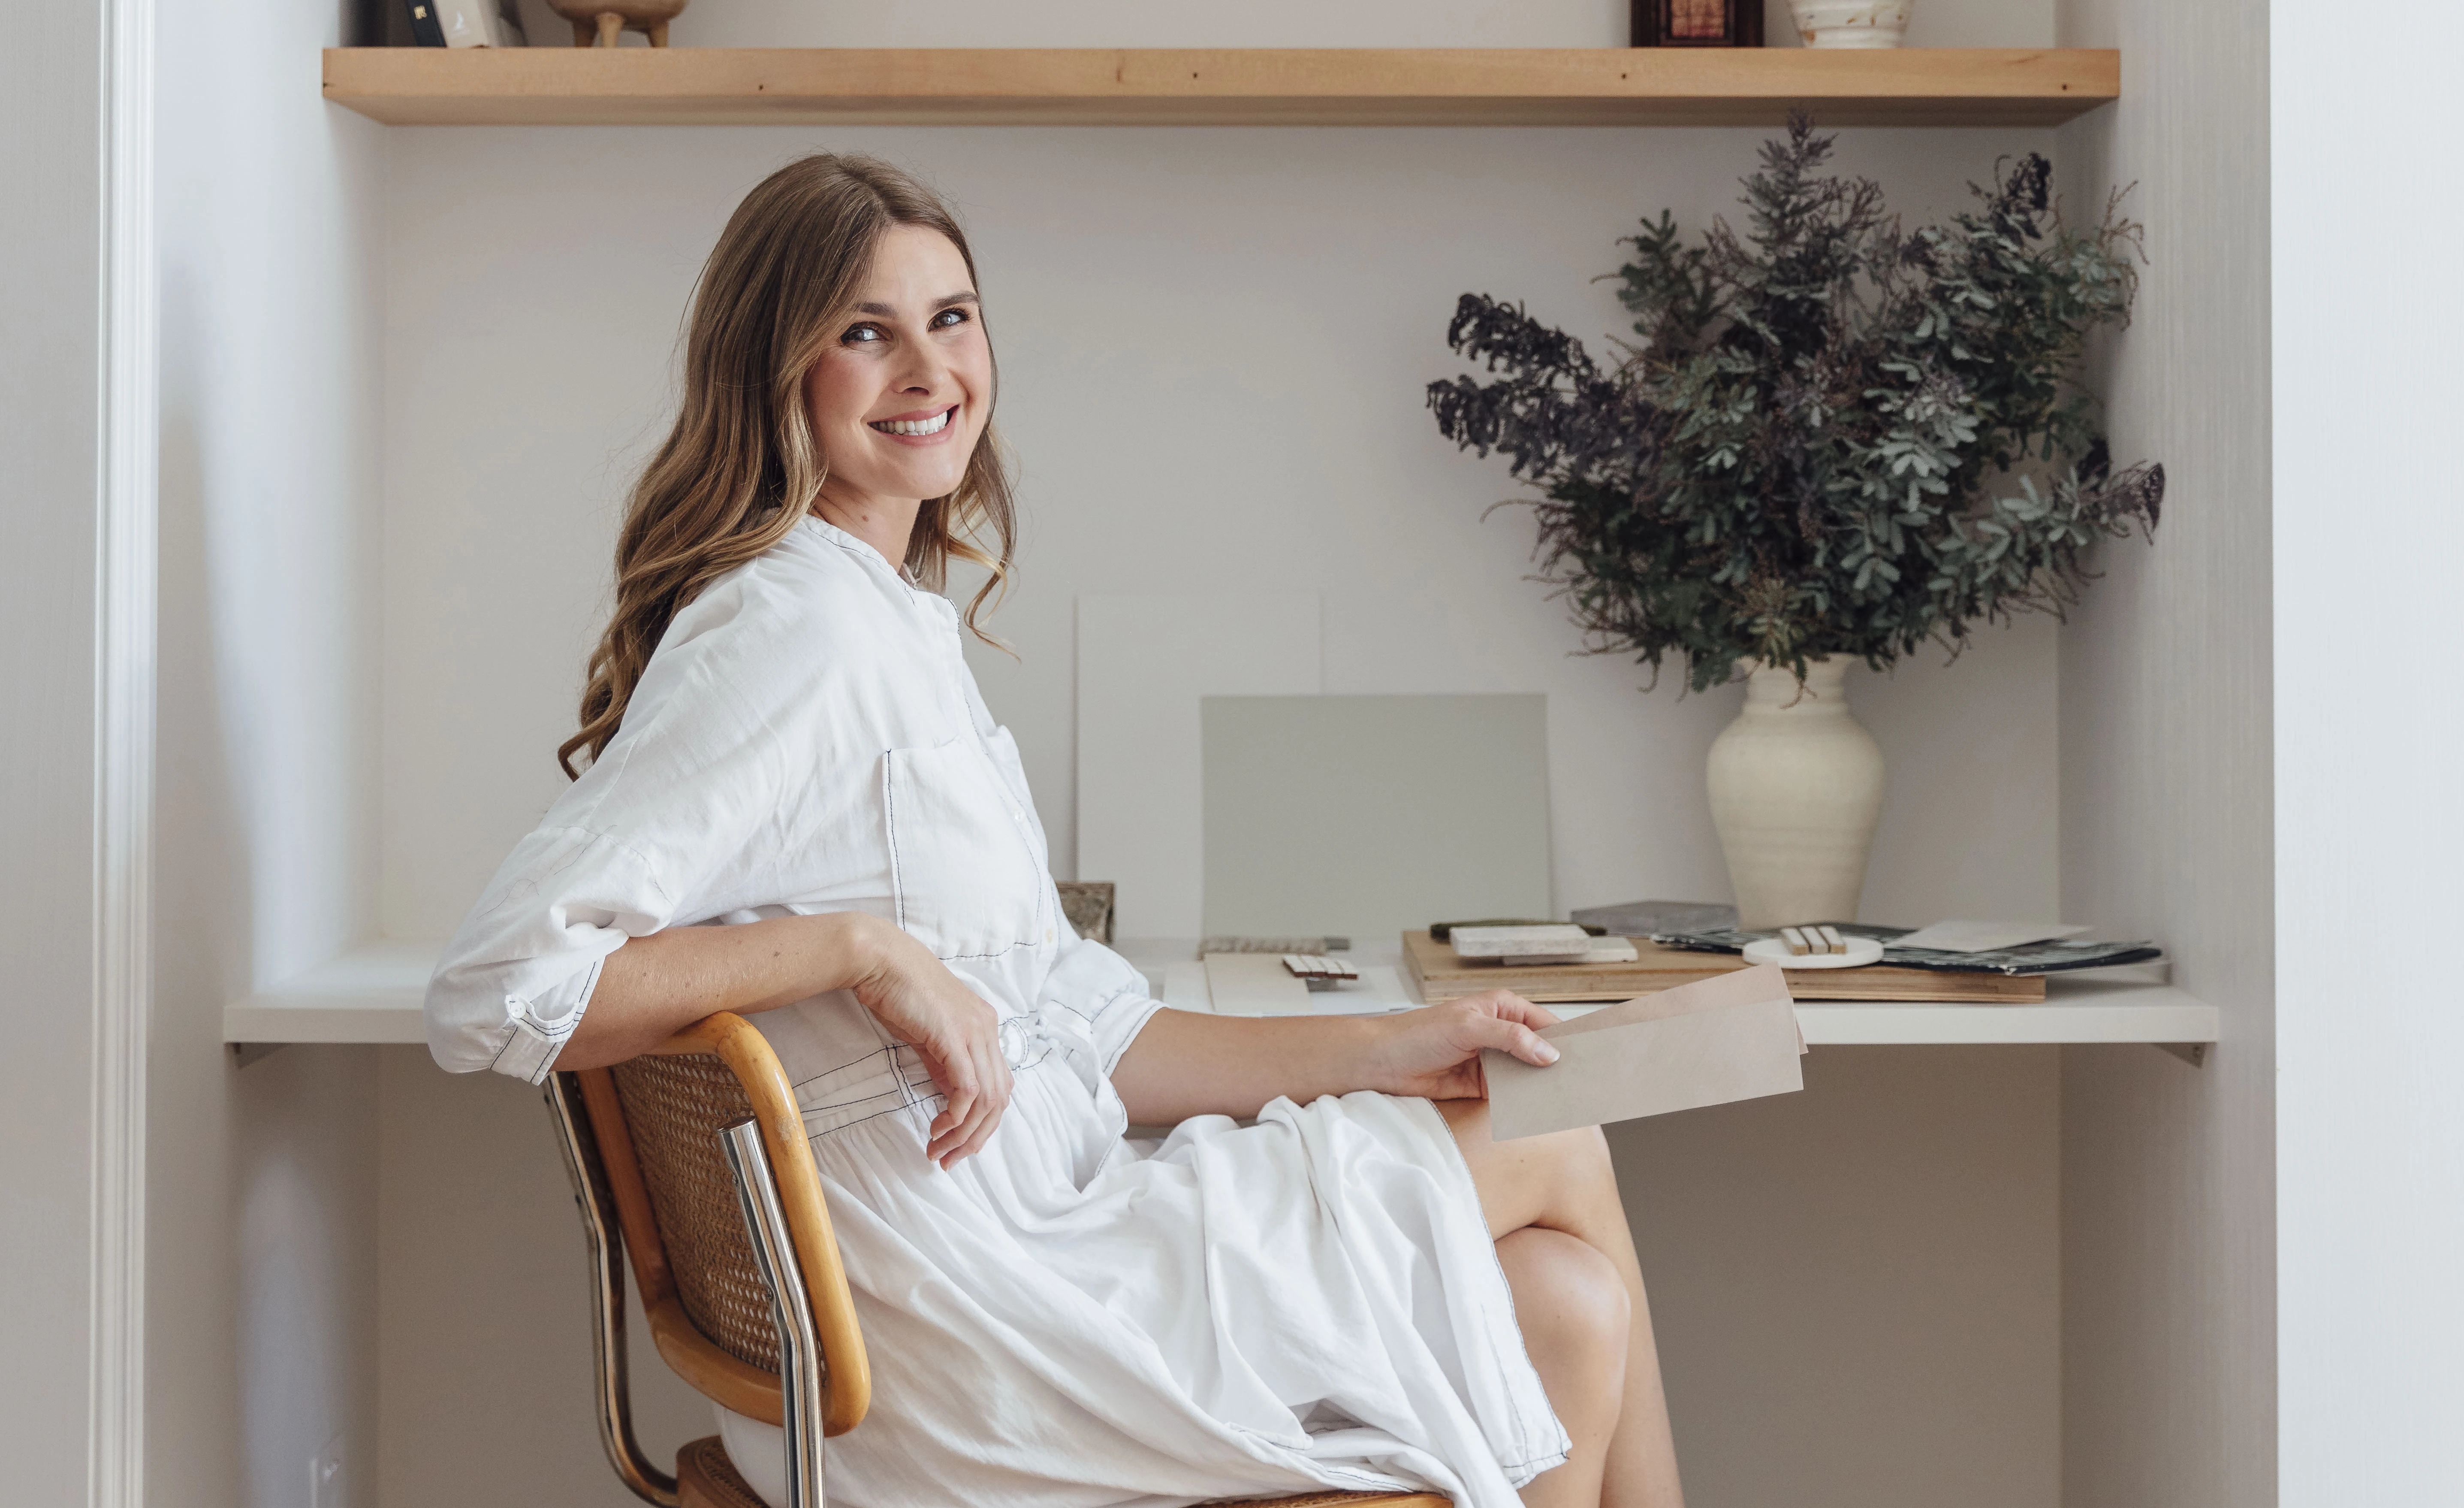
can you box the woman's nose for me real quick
[892,340,950,394]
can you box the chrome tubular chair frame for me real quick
[722,1115,830,1508]
[545,1073,682,1506]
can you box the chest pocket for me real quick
[882,737,1053,962]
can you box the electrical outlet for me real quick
[310,1434,346,1508]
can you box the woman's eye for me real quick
[932,308,971,329]
[842,323,883,345]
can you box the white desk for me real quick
[223,937,2221,1054]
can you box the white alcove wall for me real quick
[149,3,393,1508]
[2052,0,2275,1503]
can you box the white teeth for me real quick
[872,408,952,436]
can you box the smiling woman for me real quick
[422,154,1681,1508]
[555,159,1015,781]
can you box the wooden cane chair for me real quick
[546,1010,1447,1508]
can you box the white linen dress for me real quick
[424,515,1570,1508]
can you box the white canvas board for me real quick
[1200,693,1550,945]
[1076,594,1320,937]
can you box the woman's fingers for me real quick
[926,1030,1013,1167]
[1459,1008,1560,1068]
[929,1071,977,1158]
[1479,988,1563,1031]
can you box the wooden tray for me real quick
[1401,931,2047,1005]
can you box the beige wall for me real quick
[378,122,2067,941]
[2052,0,2276,1504]
[376,1048,711,1508]
[1616,1047,2061,1508]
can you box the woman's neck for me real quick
[811,487,923,572]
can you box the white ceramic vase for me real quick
[1787,0,1912,47]
[1706,657,1886,928]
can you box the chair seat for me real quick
[676,1435,1448,1508]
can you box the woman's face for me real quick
[804,224,992,512]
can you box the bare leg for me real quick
[1495,1227,1628,1508]
[1437,1097,1684,1508]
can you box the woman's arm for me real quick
[560,910,1015,1169]
[1109,991,1563,1126]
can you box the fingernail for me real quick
[1538,1043,1560,1064]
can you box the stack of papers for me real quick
[1652,923,2160,977]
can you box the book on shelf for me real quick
[406,0,525,48]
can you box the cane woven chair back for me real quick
[607,1053,781,1371]
[573,1012,870,1434]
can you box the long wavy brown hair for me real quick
[558,154,1015,778]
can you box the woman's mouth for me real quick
[870,405,956,438]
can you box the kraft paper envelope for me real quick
[1482,964,1806,1140]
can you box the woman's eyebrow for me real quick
[850,291,981,317]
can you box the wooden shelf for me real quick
[322,48,2117,128]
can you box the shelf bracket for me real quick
[229,1041,286,1069]
[2153,1041,2208,1067]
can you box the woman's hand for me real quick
[846,922,1013,1169]
[1364,990,1564,1102]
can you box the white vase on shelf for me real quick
[1706,656,1886,929]
[1787,0,1912,48]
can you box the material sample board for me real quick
[1201,693,1550,944]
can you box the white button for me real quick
[1044,928,1055,943]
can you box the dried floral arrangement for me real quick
[1427,115,2165,691]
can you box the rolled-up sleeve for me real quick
[1037,925,1168,1077]
[425,824,675,1082]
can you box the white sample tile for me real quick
[1076,593,1320,938]
[1202,952,1315,1015]
[1894,920,2091,952]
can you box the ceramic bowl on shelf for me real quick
[545,0,688,47]
[1788,0,1912,47]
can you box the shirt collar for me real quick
[800,514,900,575]
[797,514,944,604]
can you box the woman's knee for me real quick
[1496,1227,1632,1378]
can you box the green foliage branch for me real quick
[1427,115,2164,692]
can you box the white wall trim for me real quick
[90,0,154,1502]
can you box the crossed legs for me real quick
[1436,1097,1684,1508]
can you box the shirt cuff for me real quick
[486,953,606,1085]
[1097,994,1170,1076]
